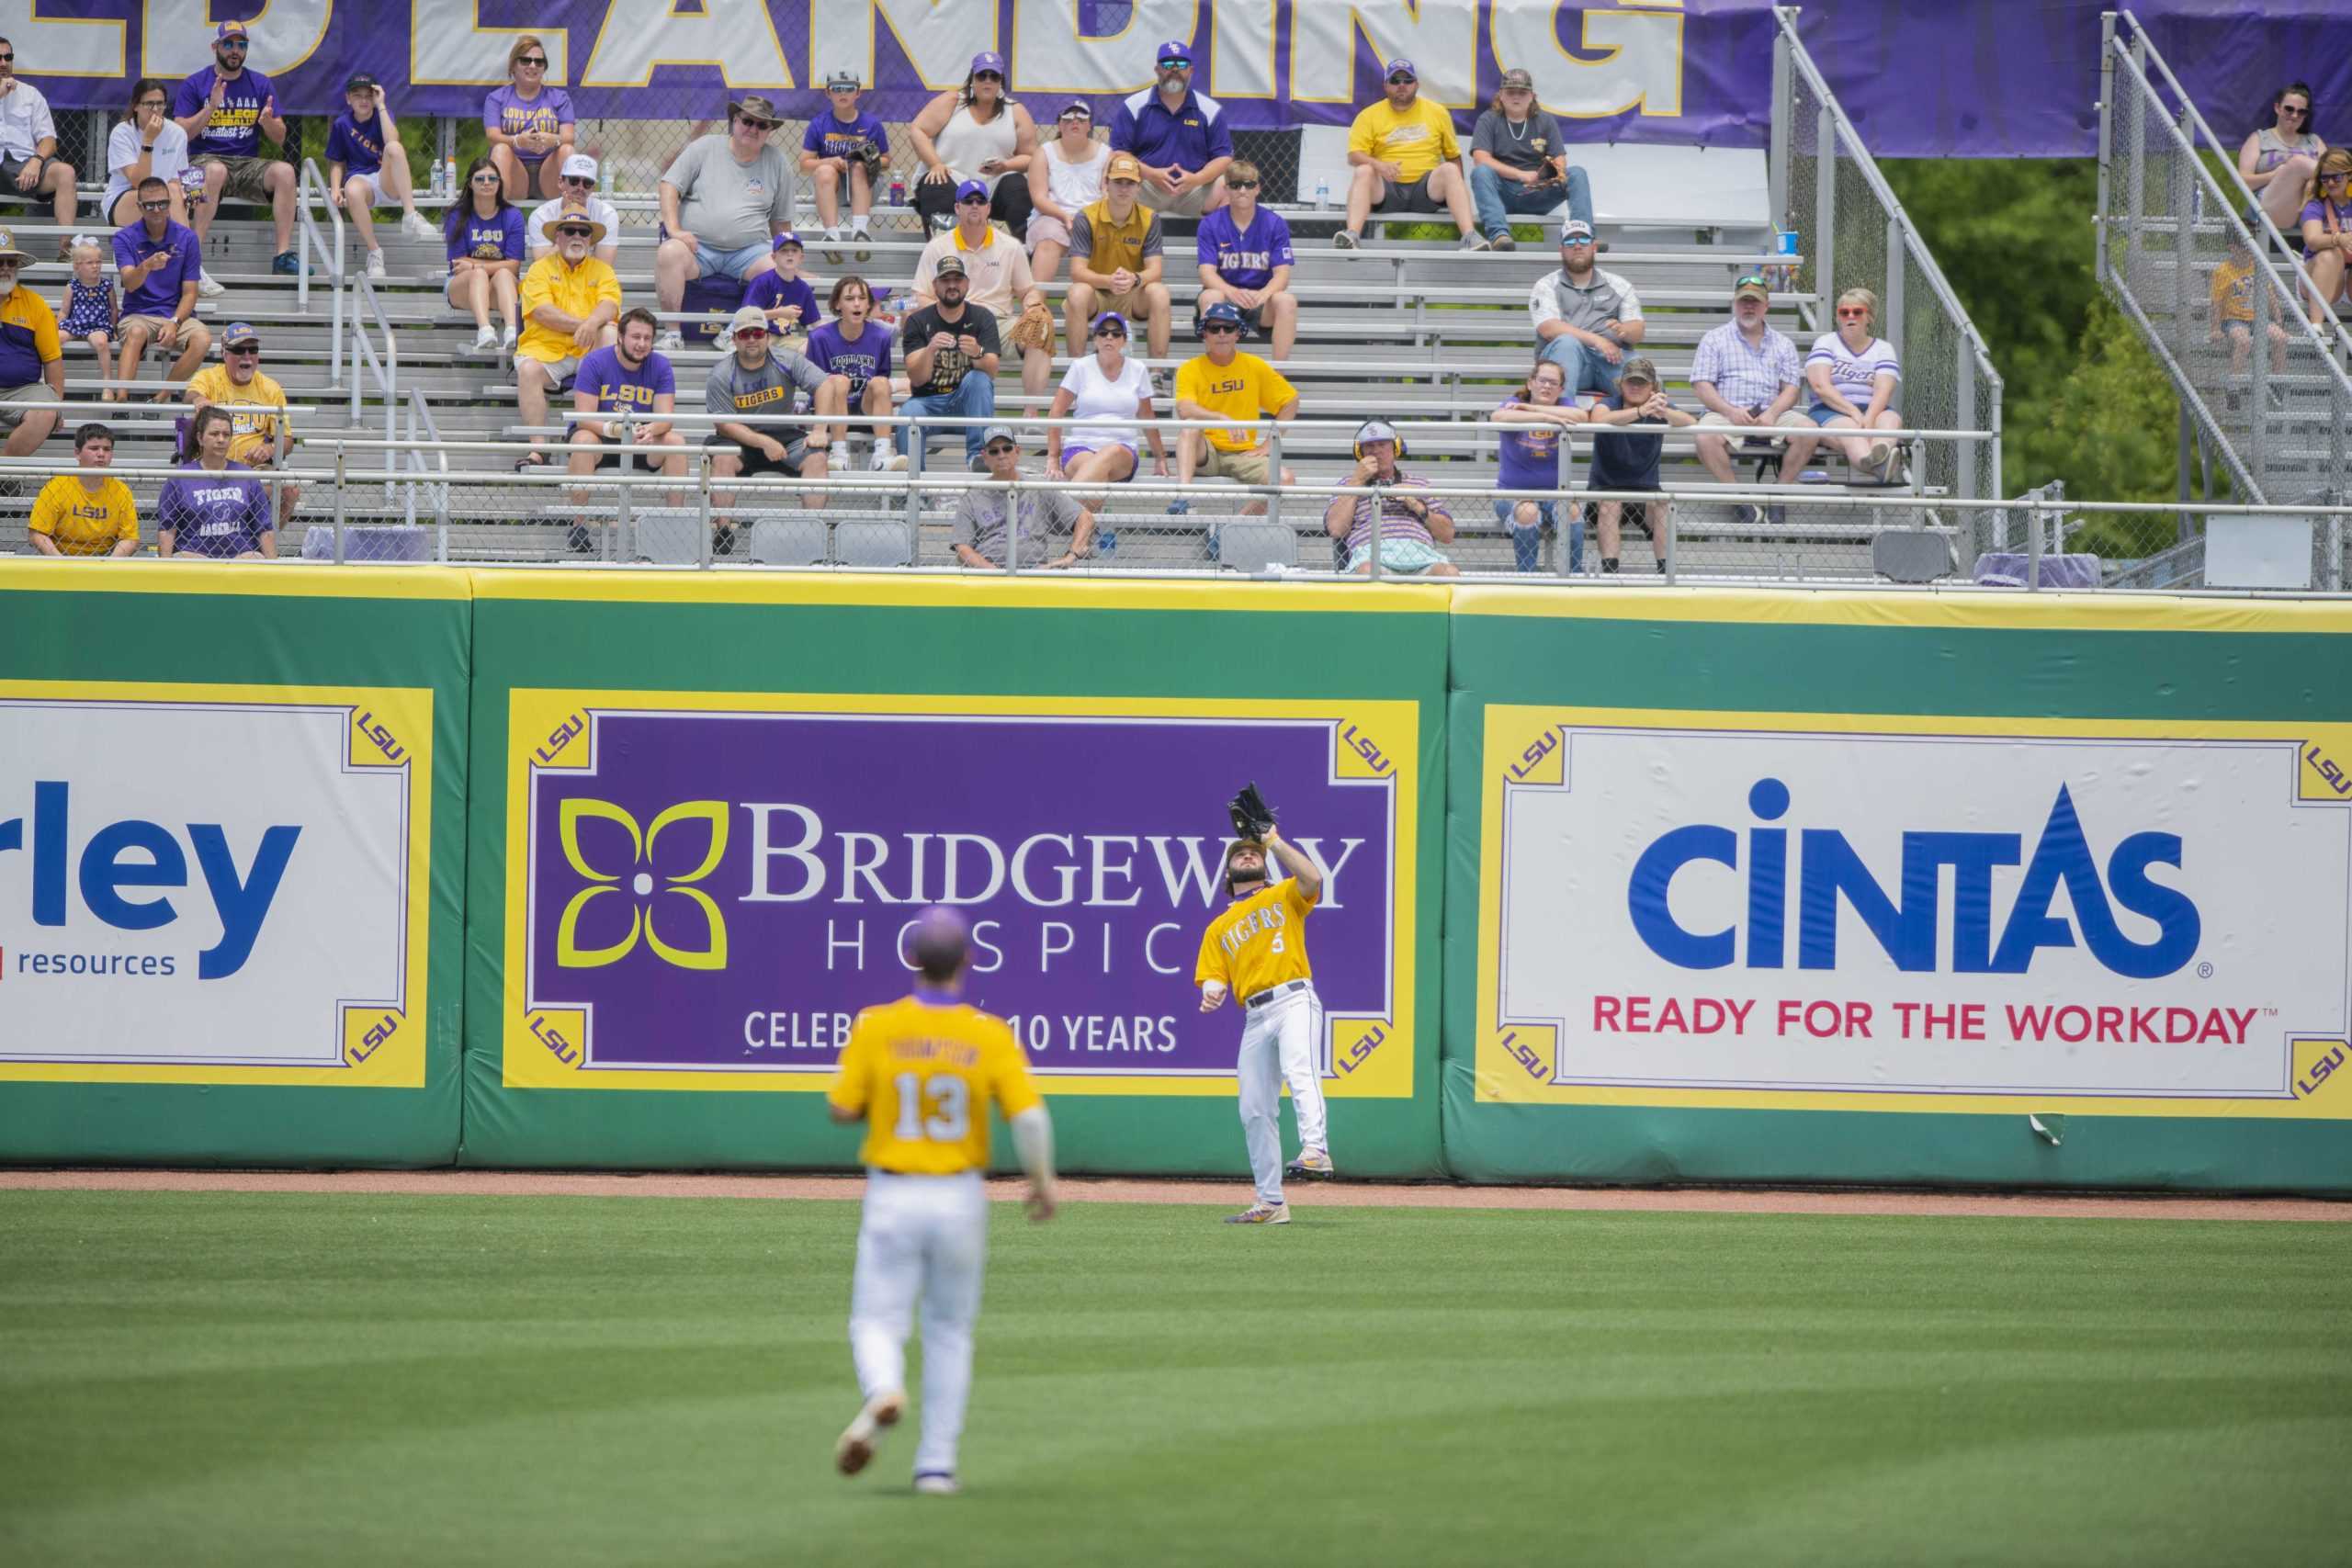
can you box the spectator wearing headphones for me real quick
[1325,420,1457,577]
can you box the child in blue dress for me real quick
[58,236,120,400]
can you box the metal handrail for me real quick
[294,158,345,385]
[345,274,400,481]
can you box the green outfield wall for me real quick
[3,569,2346,1190]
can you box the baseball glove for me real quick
[1010,301,1056,355]
[1227,782,1277,842]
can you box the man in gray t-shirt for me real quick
[656,96,795,345]
[1467,68,1593,250]
[952,425,1095,570]
[705,305,843,522]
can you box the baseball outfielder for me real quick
[1195,785,1335,1224]
[829,906,1057,1495]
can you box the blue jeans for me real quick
[1469,164,1593,240]
[1494,497,1579,573]
[897,370,995,463]
[1540,333,1623,398]
[694,238,774,281]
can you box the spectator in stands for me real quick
[110,186,211,400]
[1170,299,1297,517]
[2299,149,2352,336]
[514,205,621,471]
[59,235,118,400]
[804,70,888,261]
[2239,82,2325,240]
[183,321,295,523]
[898,254,998,468]
[328,73,435,283]
[745,231,819,338]
[1047,310,1168,529]
[1804,286,1903,480]
[910,53,1037,239]
[485,34,573,204]
[655,97,794,353]
[1111,40,1231,218]
[809,275,900,472]
[954,424,1095,570]
[158,404,273,559]
[911,183,1055,400]
[569,305,685,516]
[1586,355,1693,573]
[175,20,298,276]
[28,423,137,558]
[1336,59,1483,252]
[0,233,60,453]
[0,38,79,253]
[1195,161,1297,360]
[1470,69,1591,253]
[1326,420,1456,576]
[1064,153,1173,364]
[447,157,525,352]
[527,155,619,265]
[106,79,190,230]
[1493,358,1586,572]
[1532,222,1642,396]
[1028,100,1109,283]
[2210,236,2290,392]
[1691,274,1817,508]
[707,303,834,513]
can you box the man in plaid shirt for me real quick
[1690,275,1818,510]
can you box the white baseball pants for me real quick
[848,1168,988,1479]
[1235,985,1329,1206]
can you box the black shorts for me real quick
[589,447,674,474]
[707,429,813,476]
[0,154,51,198]
[1372,176,1446,216]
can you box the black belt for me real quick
[1243,979,1311,1010]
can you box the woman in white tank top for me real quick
[909,51,1039,238]
[1026,100,1112,280]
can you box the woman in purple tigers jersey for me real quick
[158,405,274,558]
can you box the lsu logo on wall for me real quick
[0,683,433,1087]
[504,690,1420,1098]
[1475,707,2352,1119]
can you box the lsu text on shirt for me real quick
[28,476,137,556]
[1347,97,1460,185]
[185,364,288,466]
[1174,351,1295,453]
[1195,876,1317,1000]
[828,994,1043,1175]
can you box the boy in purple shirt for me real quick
[1192,161,1297,358]
[174,20,297,274]
[744,231,820,333]
[800,72,890,256]
[807,276,899,471]
[112,177,213,394]
[324,73,435,278]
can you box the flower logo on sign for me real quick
[555,798,729,970]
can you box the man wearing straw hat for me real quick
[514,202,620,471]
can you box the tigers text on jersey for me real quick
[1194,876,1317,999]
[828,993,1043,1176]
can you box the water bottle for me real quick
[443,155,458,198]
[1314,175,1330,210]
[889,173,907,207]
[1773,228,1798,291]
[1097,529,1118,560]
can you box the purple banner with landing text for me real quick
[508,701,1414,1087]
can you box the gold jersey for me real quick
[827,994,1043,1175]
[1194,876,1317,1002]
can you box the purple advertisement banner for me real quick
[504,697,1420,1091]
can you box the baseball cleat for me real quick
[834,1389,905,1476]
[1224,1201,1291,1224]
[913,1472,960,1495]
[1283,1151,1335,1179]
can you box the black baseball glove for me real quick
[1227,782,1277,841]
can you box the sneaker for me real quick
[913,1472,959,1496]
[1488,231,1515,252]
[852,223,873,262]
[1731,502,1764,528]
[471,324,497,352]
[821,227,844,264]
[196,271,226,298]
[835,1390,906,1477]
[1460,232,1492,252]
[656,330,684,354]
[1224,1201,1291,1224]
[271,250,299,276]
[1165,497,1191,516]
[501,322,518,352]
[869,446,905,471]
[364,248,386,280]
[401,211,436,242]
[1862,439,1894,479]
[830,441,852,470]
[566,523,596,555]
[1283,1150,1336,1179]
[1332,229,1360,250]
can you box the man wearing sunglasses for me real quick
[513,206,621,470]
[111,177,212,398]
[0,38,80,250]
[1110,39,1230,218]
[912,179,1056,402]
[1170,299,1297,522]
[951,425,1095,570]
[654,96,793,353]
[1337,58,1484,251]
[1690,275,1818,509]
[175,20,299,276]
[183,321,296,524]
[526,153,620,265]
[1531,221,1643,397]
[707,303,834,518]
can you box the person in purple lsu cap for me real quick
[1109,38,1232,217]
[909,50,1038,239]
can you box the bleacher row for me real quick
[0,148,1974,579]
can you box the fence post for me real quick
[332,443,347,563]
[614,424,633,561]
[2095,13,2117,290]
[1267,423,1283,535]
[1814,103,1836,310]
[2027,483,2046,591]
[697,449,714,568]
[1769,16,1792,231]
[904,429,924,565]
[1883,214,1905,367]
[1005,477,1021,576]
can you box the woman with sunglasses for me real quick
[909,51,1037,239]
[2299,148,2352,337]
[1493,357,1586,573]
[1803,287,1904,481]
[1026,99,1109,282]
[1046,311,1169,532]
[485,35,575,203]
[105,78,189,229]
[445,156,526,352]
[2239,82,2325,240]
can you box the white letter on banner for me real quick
[141,0,330,77]
[741,803,825,901]
[821,0,998,96]
[1011,0,1192,94]
[581,0,794,88]
[1492,0,1684,119]
[1290,0,1476,109]
[410,0,569,87]
[9,3,126,80]
[1210,0,1277,103]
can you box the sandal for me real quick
[514,450,549,473]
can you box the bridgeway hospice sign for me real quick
[503,692,1419,1097]
[1474,708,2352,1118]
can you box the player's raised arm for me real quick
[1264,823,1322,902]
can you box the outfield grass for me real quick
[3,1191,2347,1567]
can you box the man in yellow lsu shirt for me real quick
[1170,299,1297,524]
[183,322,296,523]
[1194,824,1332,1224]
[28,423,138,557]
[1335,56,1483,252]
[828,906,1057,1497]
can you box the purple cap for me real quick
[954,178,989,204]
[1157,39,1194,65]
[970,50,1005,75]
[215,19,251,41]
[1091,310,1129,335]
[1385,57,1417,80]
[772,230,802,250]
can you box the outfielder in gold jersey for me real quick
[829,906,1057,1495]
[1195,828,1331,1224]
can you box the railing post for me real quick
[332,442,347,564]
[1955,347,1977,501]
[1883,214,1905,367]
[1662,497,1678,584]
[2096,14,2118,290]
[1814,103,1836,310]
[1004,477,1021,575]
[1266,423,1283,534]
[1556,441,1577,579]
[2027,484,2046,591]
[614,424,634,561]
[697,449,714,567]
[904,427,924,564]
[1769,11,1793,231]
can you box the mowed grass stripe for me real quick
[1,1192,2346,1568]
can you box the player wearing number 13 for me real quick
[827,907,1057,1497]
